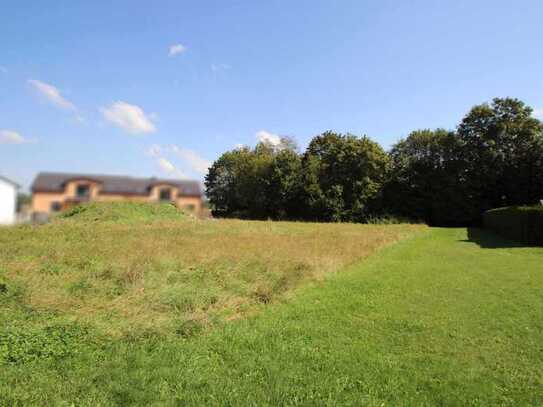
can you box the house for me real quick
[31,172,203,215]
[0,175,20,225]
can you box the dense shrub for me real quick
[483,206,543,245]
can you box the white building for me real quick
[0,175,19,225]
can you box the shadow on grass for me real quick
[460,227,527,249]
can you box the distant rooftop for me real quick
[31,172,202,197]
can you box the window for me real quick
[76,184,90,198]
[159,188,172,201]
[50,202,62,212]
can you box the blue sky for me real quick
[1,0,543,190]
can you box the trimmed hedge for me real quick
[483,206,543,246]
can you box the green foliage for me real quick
[265,148,303,219]
[205,138,302,219]
[205,97,543,226]
[205,132,390,222]
[385,129,469,225]
[301,132,390,222]
[483,205,543,245]
[365,214,418,224]
[58,202,184,223]
[16,193,31,212]
[386,99,543,225]
[458,98,543,222]
[0,324,93,365]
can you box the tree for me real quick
[205,97,543,225]
[385,129,468,225]
[457,98,543,222]
[17,193,31,212]
[205,137,301,219]
[265,148,303,219]
[301,132,390,222]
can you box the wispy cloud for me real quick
[533,108,543,119]
[157,157,175,172]
[100,101,156,134]
[0,129,35,144]
[171,145,211,174]
[27,79,75,110]
[169,43,187,57]
[147,144,210,178]
[256,130,281,146]
[156,157,186,178]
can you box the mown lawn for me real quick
[1,210,542,405]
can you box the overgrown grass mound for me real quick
[0,217,421,337]
[58,202,185,223]
[483,205,543,245]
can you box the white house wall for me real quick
[0,179,17,225]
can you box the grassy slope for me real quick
[2,226,542,405]
[0,203,421,337]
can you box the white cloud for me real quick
[256,130,281,146]
[169,43,187,57]
[0,129,33,144]
[158,157,175,173]
[148,144,210,177]
[100,101,156,134]
[171,145,211,174]
[533,108,543,119]
[27,79,75,110]
[156,157,186,178]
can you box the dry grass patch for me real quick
[0,204,425,336]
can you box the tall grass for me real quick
[2,227,542,405]
[0,203,424,337]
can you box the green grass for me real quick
[0,203,420,337]
[1,210,542,405]
[57,201,186,223]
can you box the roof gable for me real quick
[0,175,20,189]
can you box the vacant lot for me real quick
[2,205,542,405]
[0,203,422,337]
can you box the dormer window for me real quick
[159,188,172,201]
[76,184,90,198]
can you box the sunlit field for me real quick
[2,204,542,405]
[0,203,422,336]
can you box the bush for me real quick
[483,206,543,246]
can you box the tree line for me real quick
[205,98,543,225]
